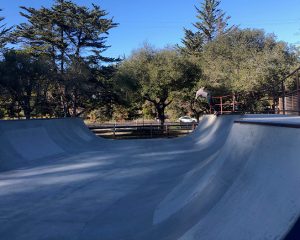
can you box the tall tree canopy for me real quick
[16,0,118,67]
[0,9,12,49]
[202,28,297,112]
[14,0,119,117]
[116,46,201,125]
[0,50,52,119]
[181,0,234,56]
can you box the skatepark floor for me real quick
[0,114,299,240]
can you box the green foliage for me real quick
[16,1,118,64]
[180,0,235,56]
[202,29,296,90]
[193,0,233,42]
[116,46,202,125]
[170,86,209,121]
[0,0,299,120]
[0,9,12,49]
[201,28,297,112]
[0,50,53,119]
[180,29,204,57]
[14,0,119,117]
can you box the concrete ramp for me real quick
[176,121,300,240]
[0,118,101,171]
[0,115,299,239]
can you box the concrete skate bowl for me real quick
[0,115,299,240]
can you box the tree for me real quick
[201,29,297,112]
[170,82,212,121]
[0,50,52,119]
[15,0,118,117]
[180,29,204,57]
[116,46,201,126]
[111,61,143,121]
[78,62,121,119]
[0,9,12,49]
[194,0,233,42]
[0,10,13,118]
[180,0,234,56]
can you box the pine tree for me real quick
[181,0,234,55]
[180,28,203,56]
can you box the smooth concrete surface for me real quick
[0,114,299,240]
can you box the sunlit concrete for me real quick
[0,114,299,239]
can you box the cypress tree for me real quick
[15,0,118,117]
[0,9,12,49]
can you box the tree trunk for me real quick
[195,111,201,122]
[156,103,165,129]
[21,102,31,120]
[72,89,77,117]
[22,95,32,120]
[272,92,276,114]
[24,108,31,120]
[60,27,68,117]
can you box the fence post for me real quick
[292,93,294,112]
[232,94,235,112]
[220,97,223,115]
[166,124,169,137]
[281,81,286,115]
[113,122,116,138]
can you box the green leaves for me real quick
[13,0,119,117]
[0,50,53,119]
[16,1,118,65]
[202,29,295,93]
[180,0,235,57]
[0,9,12,49]
[115,45,202,124]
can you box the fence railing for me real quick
[279,66,300,115]
[212,95,240,114]
[210,66,300,116]
[88,122,198,139]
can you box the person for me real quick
[195,87,219,115]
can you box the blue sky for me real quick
[2,0,300,59]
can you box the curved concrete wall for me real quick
[0,115,299,240]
